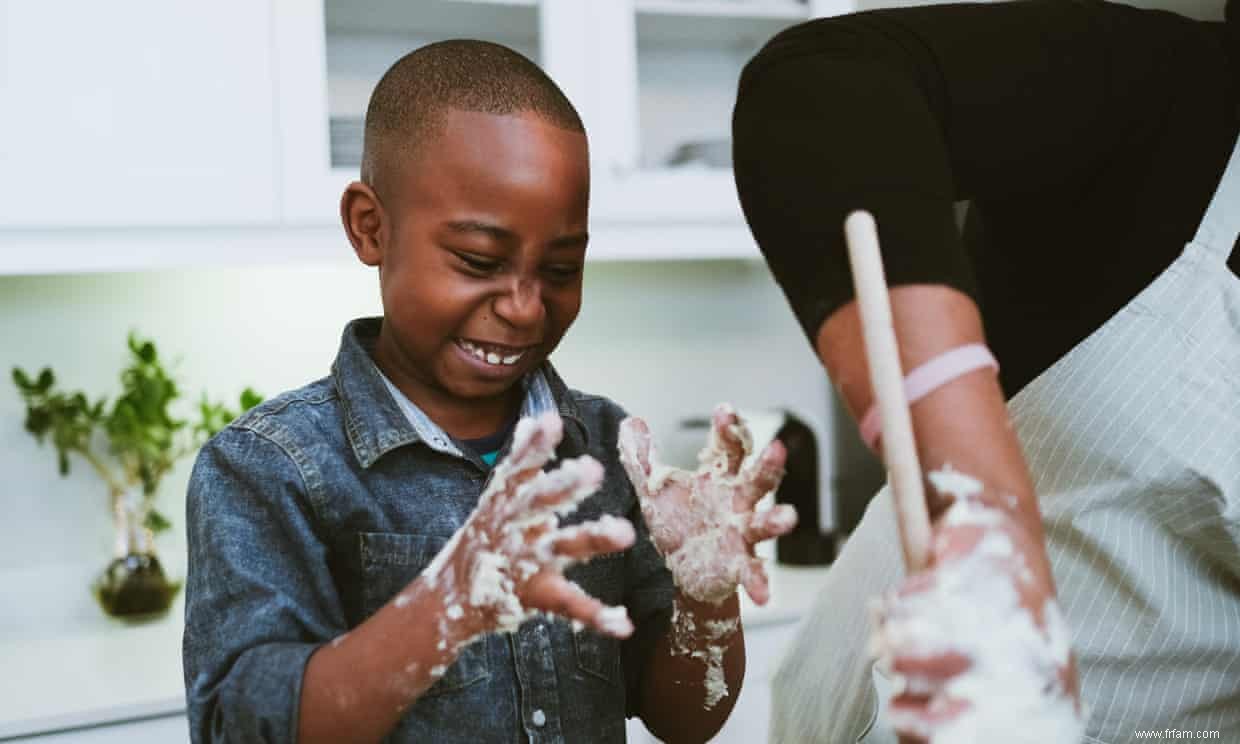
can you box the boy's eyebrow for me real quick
[444,220,588,249]
[444,220,514,241]
[548,232,589,249]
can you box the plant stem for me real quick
[77,447,127,498]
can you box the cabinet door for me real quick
[272,0,340,225]
[0,1,276,228]
[584,0,811,235]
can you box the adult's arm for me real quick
[732,0,1231,551]
[733,1,1226,366]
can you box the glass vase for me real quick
[93,487,180,618]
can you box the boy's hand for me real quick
[429,412,637,645]
[871,471,1084,743]
[617,404,796,605]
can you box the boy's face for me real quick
[352,109,590,426]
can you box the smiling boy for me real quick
[183,40,794,744]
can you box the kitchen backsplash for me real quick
[0,257,834,575]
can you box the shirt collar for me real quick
[332,317,588,469]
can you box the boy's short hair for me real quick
[361,39,585,197]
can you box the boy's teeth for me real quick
[460,338,526,366]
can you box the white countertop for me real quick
[0,560,833,739]
[0,562,187,740]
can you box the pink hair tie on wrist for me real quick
[859,343,999,450]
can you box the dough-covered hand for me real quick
[871,466,1083,743]
[431,412,637,643]
[618,403,796,605]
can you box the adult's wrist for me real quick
[929,495,1058,604]
[924,475,1033,528]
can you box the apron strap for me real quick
[1192,131,1240,261]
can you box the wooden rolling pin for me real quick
[844,210,932,572]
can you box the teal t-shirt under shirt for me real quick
[459,414,519,467]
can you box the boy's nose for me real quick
[492,278,544,328]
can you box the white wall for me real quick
[0,256,833,577]
[1108,0,1226,20]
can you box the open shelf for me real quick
[636,3,801,46]
[637,0,809,21]
[324,0,538,39]
[322,0,543,168]
[633,1,804,171]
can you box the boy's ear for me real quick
[340,181,386,267]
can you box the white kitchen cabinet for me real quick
[0,0,1010,273]
[588,0,811,227]
[588,0,990,229]
[274,0,554,225]
[272,0,845,259]
[0,1,277,229]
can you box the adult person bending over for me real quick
[733,1,1240,742]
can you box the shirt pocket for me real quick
[358,531,490,696]
[573,627,623,687]
[567,554,625,687]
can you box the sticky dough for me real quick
[403,415,632,652]
[871,464,1084,743]
[653,403,753,606]
[647,403,756,708]
[670,603,739,709]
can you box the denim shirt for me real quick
[183,317,675,744]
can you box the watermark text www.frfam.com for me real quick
[1134,730,1221,740]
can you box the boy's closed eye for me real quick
[542,261,584,283]
[450,249,503,276]
[448,249,583,284]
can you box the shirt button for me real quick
[532,709,546,727]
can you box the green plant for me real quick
[195,386,264,444]
[12,333,261,538]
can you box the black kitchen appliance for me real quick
[770,412,836,565]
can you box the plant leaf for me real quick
[240,388,263,411]
[144,509,172,535]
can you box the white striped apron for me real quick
[770,131,1240,744]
